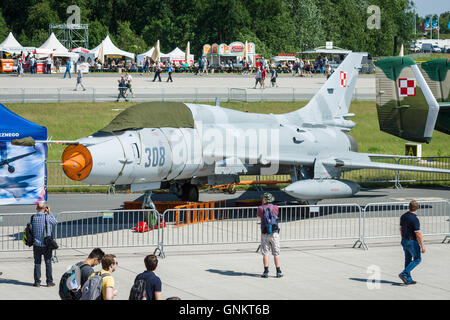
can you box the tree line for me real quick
[0,0,448,59]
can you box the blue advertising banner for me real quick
[431,17,438,29]
[0,104,47,205]
[425,17,431,29]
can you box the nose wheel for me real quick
[181,183,199,202]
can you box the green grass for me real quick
[5,100,449,161]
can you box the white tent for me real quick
[137,47,155,66]
[38,33,77,59]
[166,47,194,65]
[91,35,135,60]
[0,32,33,54]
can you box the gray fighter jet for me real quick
[14,53,450,205]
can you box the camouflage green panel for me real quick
[376,58,429,142]
[100,102,195,132]
[436,107,450,134]
[420,59,450,102]
[374,56,416,81]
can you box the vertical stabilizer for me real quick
[375,56,440,143]
[286,52,364,123]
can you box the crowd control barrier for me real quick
[0,201,448,257]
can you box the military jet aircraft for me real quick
[0,141,37,173]
[375,57,449,143]
[13,53,450,205]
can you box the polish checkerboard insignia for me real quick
[398,78,416,97]
[340,71,347,87]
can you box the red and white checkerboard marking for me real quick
[340,71,347,87]
[398,78,416,97]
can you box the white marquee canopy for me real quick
[91,35,135,60]
[38,33,79,59]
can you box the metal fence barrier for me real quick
[0,202,448,256]
[362,201,450,242]
[0,86,375,103]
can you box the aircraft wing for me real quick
[204,149,450,175]
[320,152,450,174]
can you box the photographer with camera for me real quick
[257,193,283,278]
[31,202,58,287]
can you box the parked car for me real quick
[431,44,442,53]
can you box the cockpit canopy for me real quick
[99,102,195,133]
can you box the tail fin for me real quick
[375,56,440,143]
[287,52,364,123]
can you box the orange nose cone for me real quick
[61,144,93,181]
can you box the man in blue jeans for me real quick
[31,202,58,287]
[399,200,425,285]
[64,60,71,78]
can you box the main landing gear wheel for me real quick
[181,184,199,202]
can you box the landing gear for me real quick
[181,183,199,202]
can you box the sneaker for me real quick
[407,280,417,285]
[261,272,269,278]
[276,271,283,278]
[47,283,56,287]
[398,273,408,285]
[33,283,40,287]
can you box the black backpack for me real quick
[129,277,147,300]
[59,263,90,300]
[23,215,35,247]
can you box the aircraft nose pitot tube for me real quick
[283,179,360,200]
[62,136,129,185]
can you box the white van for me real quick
[432,44,442,53]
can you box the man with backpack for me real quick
[31,202,57,287]
[257,193,283,278]
[81,254,118,300]
[59,248,105,300]
[129,254,162,300]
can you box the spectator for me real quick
[17,57,23,77]
[55,58,61,73]
[60,248,105,300]
[88,254,118,300]
[117,76,128,102]
[257,193,282,278]
[166,64,173,82]
[152,64,162,82]
[125,72,134,98]
[254,67,262,89]
[46,56,52,74]
[202,57,208,75]
[32,202,58,287]
[270,67,278,87]
[261,67,266,89]
[399,200,425,285]
[64,60,71,79]
[132,254,162,300]
[30,56,36,74]
[74,69,86,91]
[78,248,105,288]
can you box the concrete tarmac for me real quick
[0,188,449,301]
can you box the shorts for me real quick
[260,233,280,256]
